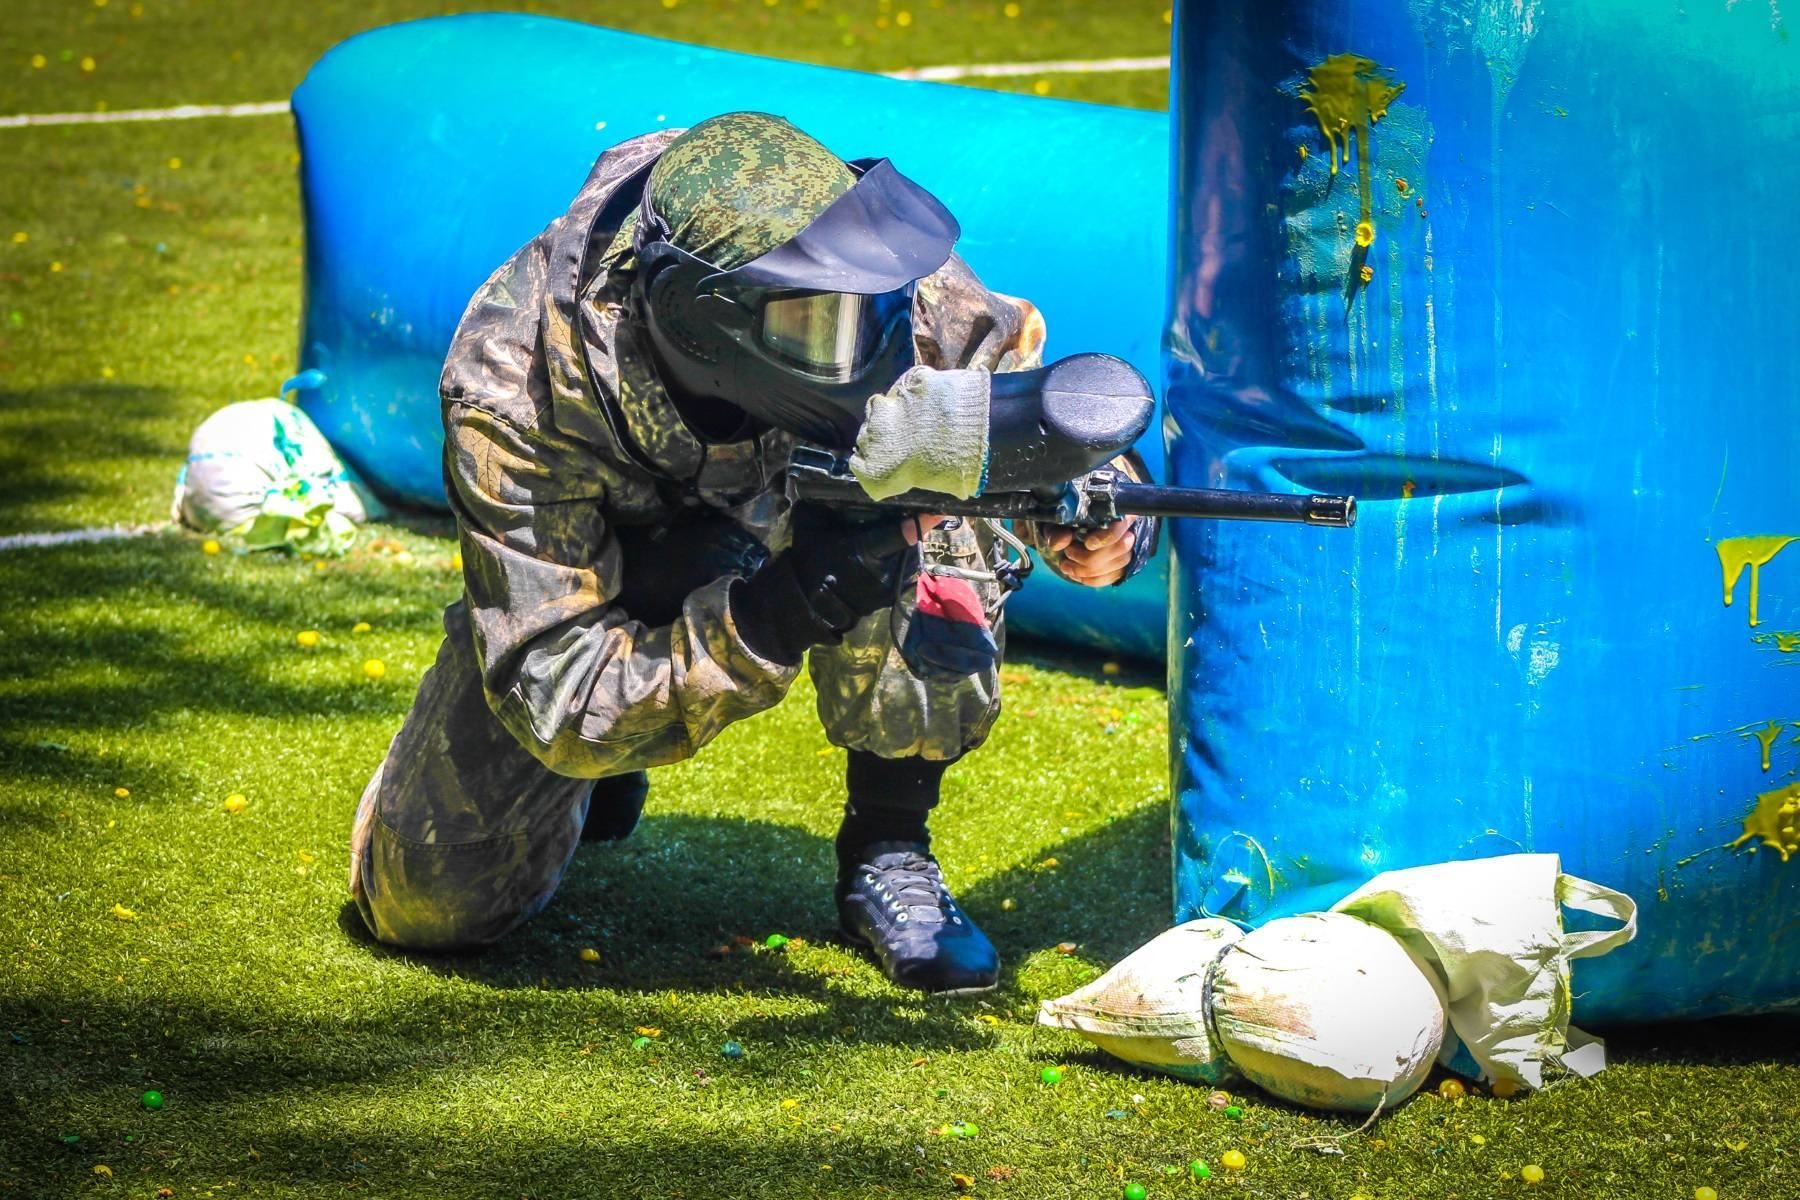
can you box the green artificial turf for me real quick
[6,535,1795,1200]
[3,3,1798,1199]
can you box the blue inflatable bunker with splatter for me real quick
[290,15,1169,658]
[1165,0,1800,1021]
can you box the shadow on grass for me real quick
[0,383,183,527]
[330,804,1170,1033]
[10,1122,944,1199]
[0,732,209,820]
[373,502,458,540]
[0,805,1166,1151]
[0,534,457,785]
[1599,1015,1800,1065]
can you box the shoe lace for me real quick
[867,852,957,925]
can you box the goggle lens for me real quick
[757,287,912,381]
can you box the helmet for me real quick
[632,112,960,449]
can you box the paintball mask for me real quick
[632,157,960,449]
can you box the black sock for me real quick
[834,751,955,871]
[580,770,650,843]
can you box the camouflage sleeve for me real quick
[912,252,1047,373]
[441,249,800,780]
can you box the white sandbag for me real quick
[172,398,383,555]
[1036,918,1243,1083]
[1331,853,1637,1092]
[1210,912,1446,1113]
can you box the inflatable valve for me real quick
[281,368,328,399]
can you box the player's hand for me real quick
[1037,519,1136,587]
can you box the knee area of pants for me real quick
[363,888,531,954]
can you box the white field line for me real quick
[884,55,1169,81]
[0,522,167,551]
[0,56,1170,129]
[0,100,289,129]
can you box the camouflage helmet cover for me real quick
[648,111,856,271]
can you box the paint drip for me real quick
[1745,720,1787,773]
[1717,536,1797,628]
[1298,53,1406,305]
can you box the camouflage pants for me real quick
[349,520,1006,951]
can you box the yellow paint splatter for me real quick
[1401,479,1416,499]
[1359,263,1374,284]
[1779,633,1800,653]
[1729,782,1800,862]
[1299,54,1404,303]
[1299,53,1405,222]
[1717,536,1797,628]
[1745,720,1786,772]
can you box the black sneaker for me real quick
[580,771,649,843]
[836,842,999,995]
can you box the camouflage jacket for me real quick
[441,129,1049,778]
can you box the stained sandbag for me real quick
[1210,912,1446,1113]
[172,397,383,555]
[1331,854,1637,1091]
[1042,857,1636,1111]
[1036,918,1243,1083]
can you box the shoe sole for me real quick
[834,925,999,998]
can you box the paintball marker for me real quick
[786,353,1354,591]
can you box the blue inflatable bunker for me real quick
[291,15,1169,658]
[1165,0,1800,1021]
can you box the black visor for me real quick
[756,286,913,381]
